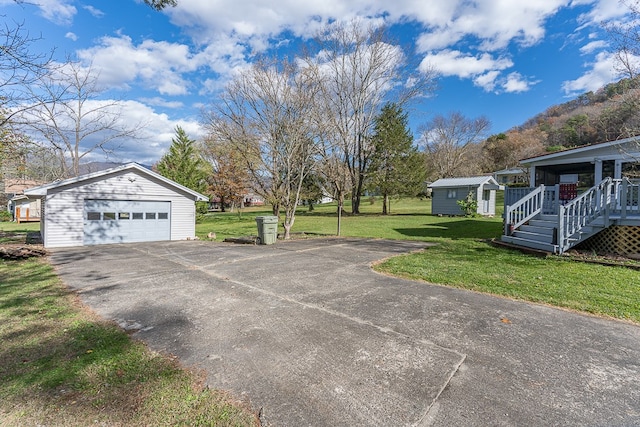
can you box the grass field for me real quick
[1,195,638,425]
[0,256,259,426]
[197,196,640,324]
[0,220,257,425]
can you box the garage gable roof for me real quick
[24,162,209,201]
[429,176,500,189]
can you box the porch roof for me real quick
[520,135,640,167]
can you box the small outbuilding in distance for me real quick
[428,176,502,216]
[24,162,208,248]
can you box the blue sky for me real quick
[1,0,635,165]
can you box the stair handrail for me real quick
[557,177,613,253]
[504,185,544,235]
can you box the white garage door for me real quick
[83,200,170,245]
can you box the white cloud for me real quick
[139,97,185,109]
[33,0,77,25]
[83,5,105,18]
[65,32,78,41]
[562,51,623,94]
[580,40,607,54]
[74,100,204,165]
[577,0,630,23]
[421,50,537,93]
[76,35,202,95]
[502,72,535,93]
[420,50,513,78]
[417,1,569,52]
[473,71,500,92]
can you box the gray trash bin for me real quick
[255,216,278,245]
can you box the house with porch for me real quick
[501,136,640,256]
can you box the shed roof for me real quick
[23,162,208,201]
[429,176,500,189]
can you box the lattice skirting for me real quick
[575,226,640,256]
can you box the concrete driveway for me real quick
[50,238,640,426]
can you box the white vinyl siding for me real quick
[42,170,197,248]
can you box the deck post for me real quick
[621,179,628,220]
[504,205,511,235]
[557,204,565,253]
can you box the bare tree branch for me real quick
[302,20,435,214]
[16,62,143,177]
[203,57,321,239]
[0,20,55,128]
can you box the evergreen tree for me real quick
[369,103,425,215]
[156,126,207,195]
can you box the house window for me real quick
[446,189,457,199]
[158,212,168,220]
[146,212,156,220]
[132,212,143,220]
[118,212,130,220]
[87,212,101,221]
[103,212,116,220]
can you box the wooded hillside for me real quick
[480,76,640,173]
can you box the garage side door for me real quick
[84,200,170,245]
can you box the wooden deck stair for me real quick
[500,178,634,254]
[501,214,608,254]
[501,214,558,253]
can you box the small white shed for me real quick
[24,162,208,248]
[429,176,501,216]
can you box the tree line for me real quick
[5,0,640,236]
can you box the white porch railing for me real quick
[504,185,544,235]
[506,178,640,254]
[613,178,640,218]
[557,178,613,253]
[504,185,559,215]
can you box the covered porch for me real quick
[502,137,640,255]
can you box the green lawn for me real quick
[1,195,638,425]
[0,256,258,427]
[197,196,640,324]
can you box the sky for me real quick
[0,0,636,166]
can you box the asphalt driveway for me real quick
[50,238,640,426]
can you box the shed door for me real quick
[482,190,491,213]
[83,200,170,245]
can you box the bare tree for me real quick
[421,112,490,179]
[144,0,177,10]
[203,58,320,239]
[0,21,54,129]
[18,62,141,177]
[303,20,434,214]
[606,0,640,79]
[318,148,353,236]
[482,128,547,173]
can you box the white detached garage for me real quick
[24,163,208,248]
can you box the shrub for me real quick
[0,211,12,222]
[457,191,478,217]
